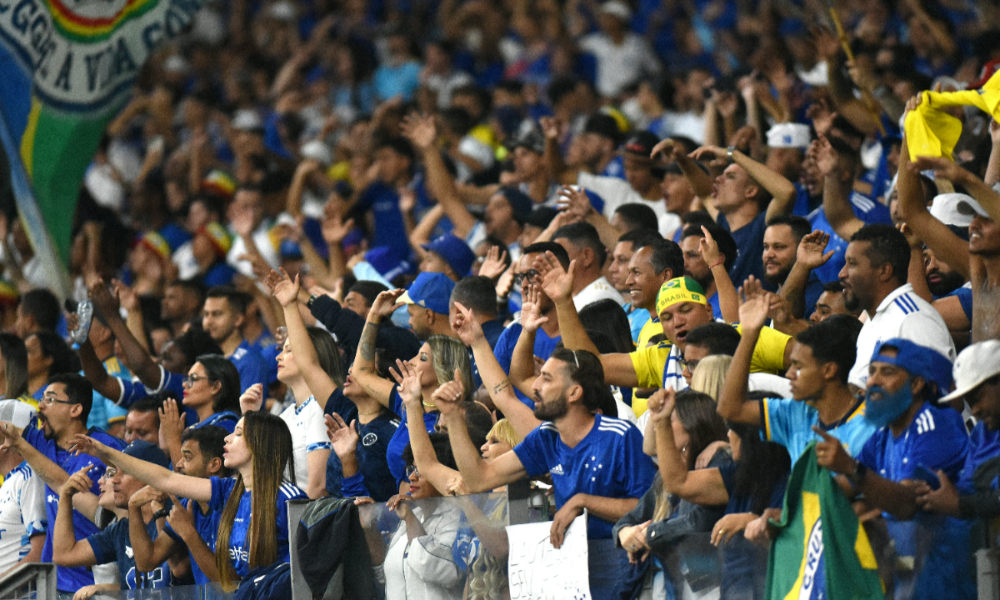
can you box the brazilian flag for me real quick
[765,443,884,600]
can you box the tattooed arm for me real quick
[349,290,403,408]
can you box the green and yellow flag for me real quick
[765,443,884,600]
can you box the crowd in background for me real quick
[1,0,1000,597]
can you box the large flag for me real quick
[904,67,1000,161]
[765,443,884,600]
[0,0,206,297]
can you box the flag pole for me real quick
[826,0,888,136]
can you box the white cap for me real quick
[231,109,264,133]
[766,123,811,149]
[300,140,332,167]
[938,340,1000,403]
[0,400,35,429]
[269,0,297,21]
[930,192,988,228]
[599,1,632,21]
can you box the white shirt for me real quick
[0,462,46,573]
[578,33,661,98]
[574,276,626,310]
[279,396,331,488]
[575,172,682,239]
[383,503,464,600]
[848,284,956,389]
[227,219,279,277]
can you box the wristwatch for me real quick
[727,146,735,160]
[846,460,868,488]
[306,294,318,309]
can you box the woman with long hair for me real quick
[690,354,732,402]
[641,388,791,600]
[160,354,242,465]
[0,333,33,407]
[353,289,473,491]
[69,411,306,592]
[613,389,730,600]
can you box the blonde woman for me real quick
[690,354,732,402]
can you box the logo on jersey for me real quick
[362,433,378,446]
[549,464,564,476]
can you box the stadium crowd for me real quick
[1,0,1000,597]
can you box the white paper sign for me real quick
[506,511,591,600]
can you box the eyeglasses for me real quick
[405,465,420,479]
[513,269,540,286]
[679,357,700,373]
[41,394,76,406]
[184,373,209,388]
[102,468,118,480]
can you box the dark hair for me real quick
[684,323,741,356]
[728,419,791,514]
[849,224,911,287]
[196,355,242,414]
[633,238,684,280]
[373,135,416,166]
[182,425,233,477]
[451,276,498,318]
[579,300,633,354]
[547,77,579,107]
[674,389,728,470]
[617,229,662,248]
[795,316,863,385]
[402,432,457,471]
[205,286,251,316]
[31,331,78,377]
[129,397,164,415]
[172,327,223,368]
[522,242,570,269]
[168,279,207,308]
[549,348,608,412]
[822,280,844,294]
[613,204,659,232]
[0,333,28,398]
[681,223,738,272]
[348,281,389,307]
[679,211,715,230]
[552,222,607,267]
[765,214,811,243]
[440,107,475,136]
[20,289,61,332]
[463,402,494,449]
[48,373,93,423]
[307,327,344,387]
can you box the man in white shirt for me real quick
[551,222,624,310]
[840,224,955,389]
[578,1,661,98]
[0,400,45,576]
[226,186,277,277]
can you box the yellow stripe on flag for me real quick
[19,100,42,178]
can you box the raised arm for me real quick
[717,280,772,424]
[397,364,461,495]
[165,494,220,582]
[69,434,212,503]
[508,284,547,396]
[699,227,738,323]
[52,471,99,567]
[437,396,527,493]
[128,486,180,572]
[815,139,865,241]
[89,281,163,389]
[648,389,729,505]
[690,146,797,221]
[76,337,125,404]
[351,290,405,408]
[453,303,542,439]
[781,231,835,319]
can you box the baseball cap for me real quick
[766,123,811,149]
[599,0,632,21]
[200,169,237,201]
[938,340,1000,403]
[364,246,407,282]
[583,114,623,145]
[198,222,232,257]
[122,440,172,469]
[231,110,265,135]
[870,338,953,400]
[399,272,455,315]
[656,277,707,315]
[930,192,989,227]
[623,131,660,158]
[509,129,545,155]
[422,234,475,277]
[300,140,333,167]
[0,400,35,429]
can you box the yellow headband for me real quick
[656,277,707,315]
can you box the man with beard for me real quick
[816,339,973,600]
[761,215,825,318]
[11,374,125,594]
[437,347,655,600]
[840,224,954,390]
[923,246,967,297]
[678,223,737,319]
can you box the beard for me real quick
[763,265,791,288]
[533,394,569,421]
[927,270,966,297]
[843,288,861,312]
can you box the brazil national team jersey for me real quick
[761,397,876,463]
[208,476,306,578]
[513,415,655,539]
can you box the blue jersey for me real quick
[761,397,875,463]
[326,412,401,502]
[22,424,125,592]
[354,182,413,262]
[208,476,306,578]
[192,411,239,434]
[163,498,221,585]
[118,367,197,424]
[958,422,1000,494]
[88,518,170,589]
[230,340,270,391]
[624,304,650,344]
[493,324,561,407]
[718,211,767,286]
[801,187,893,283]
[513,415,655,539]
[857,402,972,600]
[385,388,436,488]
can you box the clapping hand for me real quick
[533,251,575,304]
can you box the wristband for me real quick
[846,460,868,488]
[710,260,725,270]
[306,294,318,309]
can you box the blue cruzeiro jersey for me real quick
[88,518,171,589]
[513,415,655,539]
[208,476,306,578]
[163,498,221,585]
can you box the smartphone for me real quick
[913,464,941,490]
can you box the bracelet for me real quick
[710,260,725,269]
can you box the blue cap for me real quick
[871,338,954,400]
[399,272,455,315]
[365,246,407,281]
[122,440,171,469]
[422,234,475,277]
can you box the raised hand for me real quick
[240,383,265,413]
[557,186,594,221]
[698,225,722,267]
[129,485,167,509]
[689,145,728,162]
[814,137,840,177]
[326,413,360,458]
[651,138,682,162]
[811,426,855,474]
[645,388,676,423]
[166,494,196,536]
[796,231,834,270]
[495,266,514,299]
[89,279,120,320]
[451,301,485,347]
[400,113,437,151]
[370,289,406,320]
[0,420,24,451]
[431,371,465,407]
[390,359,423,410]
[533,251,575,304]
[61,464,96,498]
[269,268,301,307]
[738,276,774,332]
[479,245,508,280]
[69,434,109,461]
[910,156,968,183]
[158,398,185,449]
[321,210,355,246]
[520,284,550,333]
[539,116,561,140]
[112,279,140,313]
